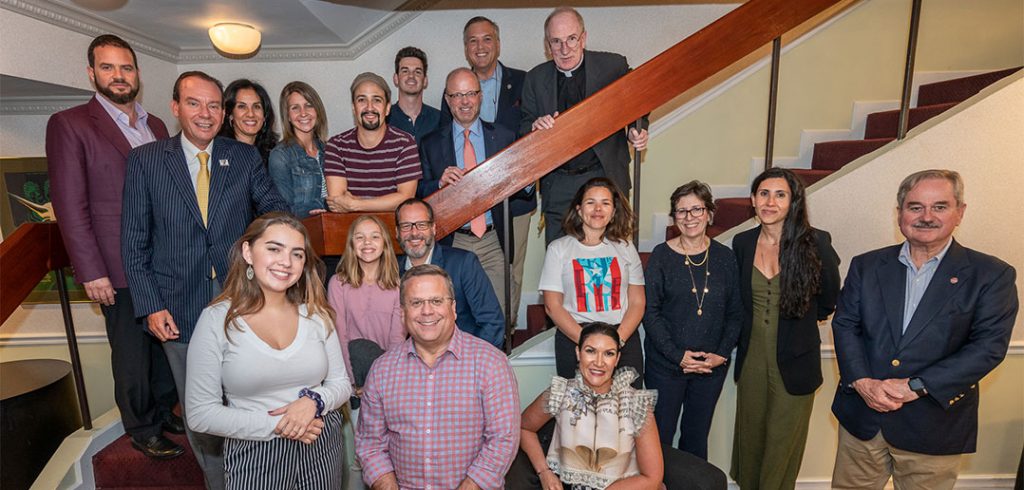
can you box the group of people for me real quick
[44,4,1017,490]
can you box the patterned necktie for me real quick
[196,151,210,226]
[462,129,486,238]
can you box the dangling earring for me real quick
[246,264,254,280]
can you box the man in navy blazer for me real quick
[831,170,1018,489]
[441,16,536,327]
[520,7,649,245]
[122,71,286,489]
[419,68,533,318]
[47,34,183,460]
[395,198,505,349]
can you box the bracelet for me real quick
[298,388,325,419]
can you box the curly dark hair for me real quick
[751,168,821,318]
[562,177,635,244]
[220,79,278,164]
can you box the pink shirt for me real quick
[355,328,520,490]
[327,278,405,382]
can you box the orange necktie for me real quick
[463,128,486,238]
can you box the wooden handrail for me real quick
[425,0,842,237]
[0,222,69,324]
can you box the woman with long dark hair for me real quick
[219,79,277,165]
[729,168,840,489]
[643,181,742,460]
[185,212,349,489]
[268,81,329,218]
[538,177,646,388]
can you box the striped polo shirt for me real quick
[323,125,422,197]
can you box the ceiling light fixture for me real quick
[208,23,261,56]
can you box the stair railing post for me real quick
[898,0,923,140]
[764,36,782,171]
[54,267,92,430]
[503,197,513,354]
[631,119,643,247]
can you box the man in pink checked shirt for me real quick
[356,264,520,489]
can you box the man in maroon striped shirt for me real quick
[325,72,422,213]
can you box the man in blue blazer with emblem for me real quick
[831,170,1018,489]
[121,71,286,489]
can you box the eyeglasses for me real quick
[674,207,706,219]
[405,297,454,309]
[397,220,433,232]
[444,90,480,101]
[547,33,582,51]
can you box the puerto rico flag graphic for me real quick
[572,257,623,313]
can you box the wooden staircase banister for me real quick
[425,0,843,237]
[0,222,69,324]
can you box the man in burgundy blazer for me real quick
[46,34,183,459]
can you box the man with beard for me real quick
[46,34,183,460]
[325,72,422,213]
[831,170,1018,489]
[395,198,505,348]
[386,46,440,144]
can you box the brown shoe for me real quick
[130,435,185,460]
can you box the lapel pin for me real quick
[950,277,958,284]
[219,159,229,167]
[507,83,512,89]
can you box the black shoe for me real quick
[162,413,186,435]
[130,435,185,460]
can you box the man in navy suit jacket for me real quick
[419,68,533,320]
[440,16,536,329]
[831,170,1018,489]
[47,34,183,460]
[395,198,504,349]
[122,71,286,489]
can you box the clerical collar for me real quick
[557,53,585,77]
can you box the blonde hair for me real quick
[335,215,400,290]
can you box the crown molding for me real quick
[0,94,91,115]
[1,0,439,64]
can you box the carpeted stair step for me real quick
[93,433,204,489]
[917,67,1021,106]
[790,169,833,187]
[864,102,956,139]
[811,138,894,171]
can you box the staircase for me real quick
[666,66,1022,242]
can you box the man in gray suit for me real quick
[520,7,649,244]
[122,71,286,488]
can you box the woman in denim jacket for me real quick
[269,81,329,218]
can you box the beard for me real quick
[359,111,382,131]
[400,233,434,259]
[97,79,139,105]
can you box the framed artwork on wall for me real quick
[1,157,89,304]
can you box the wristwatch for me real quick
[908,377,928,397]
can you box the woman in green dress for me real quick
[729,168,841,489]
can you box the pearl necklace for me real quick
[680,236,710,316]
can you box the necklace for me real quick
[683,243,711,316]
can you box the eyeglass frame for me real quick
[546,31,584,52]
[444,90,481,101]
[672,206,707,219]
[397,220,433,232]
[404,296,455,309]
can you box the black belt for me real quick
[554,161,602,176]
[454,224,494,235]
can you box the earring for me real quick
[246,265,254,280]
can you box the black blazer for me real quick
[831,240,1017,455]
[416,121,532,259]
[732,226,841,395]
[440,62,536,218]
[519,50,649,194]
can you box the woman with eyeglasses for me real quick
[185,212,350,489]
[539,177,646,388]
[729,168,840,490]
[268,81,329,218]
[327,215,404,409]
[219,79,278,166]
[643,181,742,461]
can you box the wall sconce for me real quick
[208,23,261,56]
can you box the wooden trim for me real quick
[426,0,843,238]
[0,222,67,323]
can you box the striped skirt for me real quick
[224,410,345,490]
